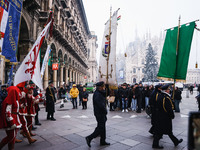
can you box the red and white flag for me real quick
[14,21,51,90]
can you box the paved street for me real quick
[0,90,199,150]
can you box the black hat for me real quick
[155,84,162,89]
[1,84,7,88]
[49,81,53,84]
[96,81,104,87]
[161,84,170,90]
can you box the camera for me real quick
[188,111,200,150]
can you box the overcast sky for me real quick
[82,0,200,69]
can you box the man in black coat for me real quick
[85,81,110,147]
[135,83,143,113]
[45,81,56,121]
[148,84,162,135]
[152,84,183,149]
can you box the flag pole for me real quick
[172,16,181,100]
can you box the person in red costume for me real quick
[26,87,42,137]
[17,82,37,144]
[0,86,22,150]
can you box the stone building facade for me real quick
[124,31,164,84]
[186,69,200,84]
[87,31,98,83]
[1,0,91,89]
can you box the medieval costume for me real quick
[0,86,21,150]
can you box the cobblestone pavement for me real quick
[0,90,198,150]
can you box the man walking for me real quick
[85,81,110,147]
[152,84,183,149]
[70,84,79,109]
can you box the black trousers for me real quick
[35,110,39,124]
[47,112,54,119]
[88,115,107,143]
[153,132,179,146]
[82,101,87,109]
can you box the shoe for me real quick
[47,117,51,120]
[35,122,41,126]
[122,109,124,112]
[32,126,37,130]
[100,141,110,146]
[152,145,164,149]
[51,118,56,121]
[174,139,183,146]
[15,138,22,143]
[85,137,91,147]
[125,109,128,112]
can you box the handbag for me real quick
[83,98,87,102]
[108,96,115,103]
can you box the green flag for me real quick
[157,21,195,81]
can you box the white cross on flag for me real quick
[14,21,51,90]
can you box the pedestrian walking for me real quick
[120,83,129,112]
[174,87,182,112]
[70,84,79,109]
[45,81,56,121]
[0,86,22,150]
[78,84,83,106]
[85,81,110,147]
[152,84,183,149]
[82,87,88,109]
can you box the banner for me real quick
[157,21,195,81]
[0,0,10,52]
[1,0,23,62]
[41,45,51,79]
[98,9,119,86]
[14,21,52,90]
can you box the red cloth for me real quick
[0,86,21,129]
[19,91,27,115]
[26,94,36,116]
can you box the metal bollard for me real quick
[186,90,189,98]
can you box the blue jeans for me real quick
[145,97,149,107]
[132,98,137,111]
[122,98,128,110]
[174,99,180,112]
[72,98,77,108]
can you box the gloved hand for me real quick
[10,124,17,129]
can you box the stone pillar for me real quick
[60,65,64,86]
[69,69,72,82]
[53,70,57,88]
[44,64,48,90]
[57,7,61,25]
[65,67,68,85]
[49,0,53,9]
[77,72,79,84]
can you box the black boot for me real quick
[152,135,163,149]
[85,136,91,147]
[100,141,110,146]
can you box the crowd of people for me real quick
[0,80,196,149]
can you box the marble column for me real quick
[69,69,72,82]
[60,65,64,86]
[53,70,57,88]
[65,67,68,85]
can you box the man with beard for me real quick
[85,81,110,147]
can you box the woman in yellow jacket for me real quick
[70,84,79,109]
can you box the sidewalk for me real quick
[0,90,198,150]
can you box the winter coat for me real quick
[174,89,182,100]
[70,88,79,98]
[154,91,174,135]
[45,86,56,113]
[93,89,107,117]
[119,88,128,99]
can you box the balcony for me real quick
[23,0,41,11]
[39,11,48,23]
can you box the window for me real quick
[133,68,136,73]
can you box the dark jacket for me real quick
[82,91,89,99]
[174,89,182,100]
[135,86,143,99]
[93,89,107,117]
[45,86,56,113]
[119,88,128,99]
[154,91,174,134]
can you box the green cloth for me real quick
[157,21,195,81]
